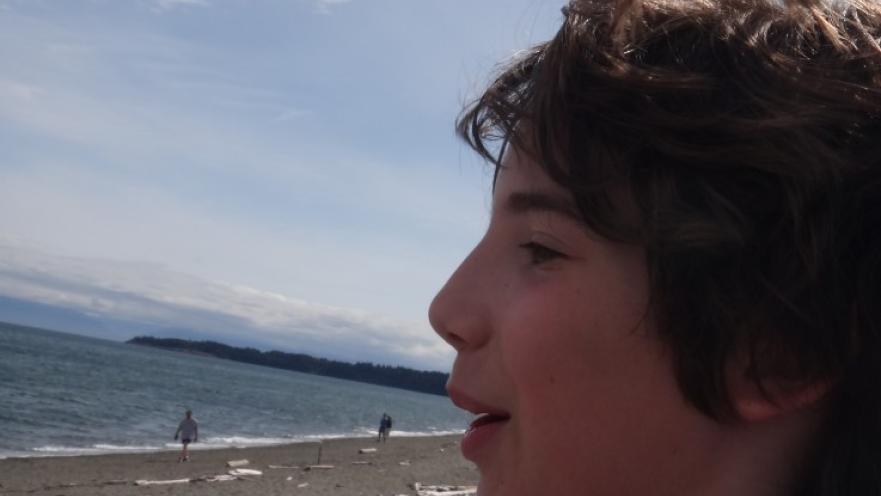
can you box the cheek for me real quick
[499,275,666,433]
[501,277,642,386]
[499,281,597,403]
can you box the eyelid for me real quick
[518,241,559,264]
[526,231,571,255]
[522,206,588,247]
[520,241,567,257]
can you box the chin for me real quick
[475,471,527,496]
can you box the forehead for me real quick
[495,147,558,192]
[493,148,580,218]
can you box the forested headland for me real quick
[127,336,448,396]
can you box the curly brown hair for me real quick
[457,0,881,493]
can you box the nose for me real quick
[428,241,493,352]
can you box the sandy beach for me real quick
[0,435,477,496]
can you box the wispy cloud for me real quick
[274,108,311,122]
[314,0,351,15]
[0,79,42,101]
[0,242,454,370]
[154,0,209,12]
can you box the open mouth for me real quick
[461,412,510,460]
[468,412,510,431]
[447,388,511,460]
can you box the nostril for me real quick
[429,296,475,352]
[429,287,491,352]
[441,330,468,352]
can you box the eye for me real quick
[519,241,566,265]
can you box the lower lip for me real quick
[461,418,508,461]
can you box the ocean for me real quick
[0,322,468,459]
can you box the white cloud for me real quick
[0,79,42,101]
[154,0,209,11]
[0,242,454,370]
[314,0,351,15]
[274,108,311,122]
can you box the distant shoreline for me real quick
[128,336,449,396]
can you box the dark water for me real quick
[0,322,467,458]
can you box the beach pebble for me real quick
[297,482,309,488]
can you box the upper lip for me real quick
[447,386,510,418]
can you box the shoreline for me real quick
[0,434,477,496]
[0,430,467,461]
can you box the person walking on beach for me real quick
[377,413,392,442]
[382,414,392,441]
[173,409,198,462]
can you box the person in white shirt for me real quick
[173,409,198,462]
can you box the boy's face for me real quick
[429,148,721,495]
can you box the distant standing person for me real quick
[173,409,198,462]
[383,414,392,441]
[376,413,390,442]
[376,413,386,442]
[377,413,392,442]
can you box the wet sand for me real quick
[0,435,477,496]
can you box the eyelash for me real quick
[519,241,566,265]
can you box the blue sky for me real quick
[0,0,564,371]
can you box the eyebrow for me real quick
[503,191,582,222]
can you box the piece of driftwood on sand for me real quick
[134,478,191,486]
[228,468,262,476]
[412,482,478,496]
